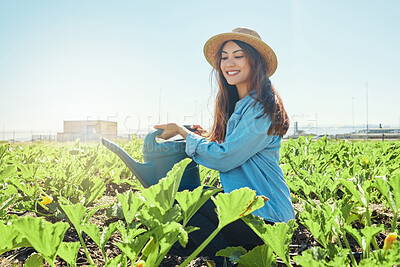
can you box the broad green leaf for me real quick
[0,143,10,160]
[243,216,296,266]
[389,174,400,212]
[176,186,221,226]
[18,163,38,179]
[13,216,69,265]
[325,244,351,266]
[343,225,363,250]
[23,253,44,267]
[199,166,220,187]
[340,179,367,206]
[106,202,124,219]
[0,165,17,180]
[117,220,145,243]
[343,224,384,256]
[293,247,327,267]
[157,221,196,253]
[338,196,355,224]
[299,202,339,249]
[60,202,86,229]
[237,244,276,267]
[155,224,198,267]
[0,222,31,254]
[212,187,265,228]
[9,178,39,198]
[385,241,400,265]
[216,246,247,263]
[0,193,17,218]
[81,223,101,247]
[116,233,151,262]
[84,204,110,224]
[142,236,160,267]
[100,221,120,248]
[304,220,328,248]
[373,176,394,211]
[105,254,122,267]
[180,188,266,267]
[1,183,18,195]
[360,225,385,253]
[57,242,80,267]
[117,190,145,224]
[80,219,119,262]
[140,158,191,214]
[137,204,182,230]
[83,177,107,207]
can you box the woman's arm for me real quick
[185,106,277,172]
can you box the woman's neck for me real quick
[236,84,248,99]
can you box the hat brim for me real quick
[203,32,278,77]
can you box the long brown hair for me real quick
[208,40,289,142]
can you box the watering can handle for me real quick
[144,125,196,148]
[144,128,163,150]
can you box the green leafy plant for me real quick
[1,216,70,267]
[293,244,351,267]
[60,201,115,266]
[298,202,339,249]
[180,187,267,266]
[372,174,400,231]
[242,216,297,266]
[216,244,276,266]
[116,158,210,266]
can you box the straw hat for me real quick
[203,27,278,77]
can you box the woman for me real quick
[155,27,295,264]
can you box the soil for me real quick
[1,186,396,267]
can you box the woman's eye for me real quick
[235,56,244,59]
[221,57,227,60]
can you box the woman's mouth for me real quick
[227,71,240,76]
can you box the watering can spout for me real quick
[102,128,201,188]
[101,137,155,187]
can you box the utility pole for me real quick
[195,100,198,123]
[366,82,369,139]
[352,97,355,132]
[158,88,161,124]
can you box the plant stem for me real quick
[365,206,380,252]
[101,247,108,263]
[77,230,96,266]
[365,206,371,227]
[121,253,127,267]
[343,233,358,266]
[391,211,398,232]
[179,227,221,267]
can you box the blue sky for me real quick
[0,0,399,134]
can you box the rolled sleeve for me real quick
[185,132,206,157]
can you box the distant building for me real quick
[337,127,400,140]
[57,120,117,142]
[358,128,400,134]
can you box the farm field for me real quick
[1,136,399,266]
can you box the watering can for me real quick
[101,128,200,188]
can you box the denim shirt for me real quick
[185,93,295,223]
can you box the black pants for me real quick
[171,185,271,266]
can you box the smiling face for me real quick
[220,41,252,94]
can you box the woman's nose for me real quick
[225,58,235,66]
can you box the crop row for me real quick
[0,136,399,266]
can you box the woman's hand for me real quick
[154,123,191,140]
[190,125,208,137]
